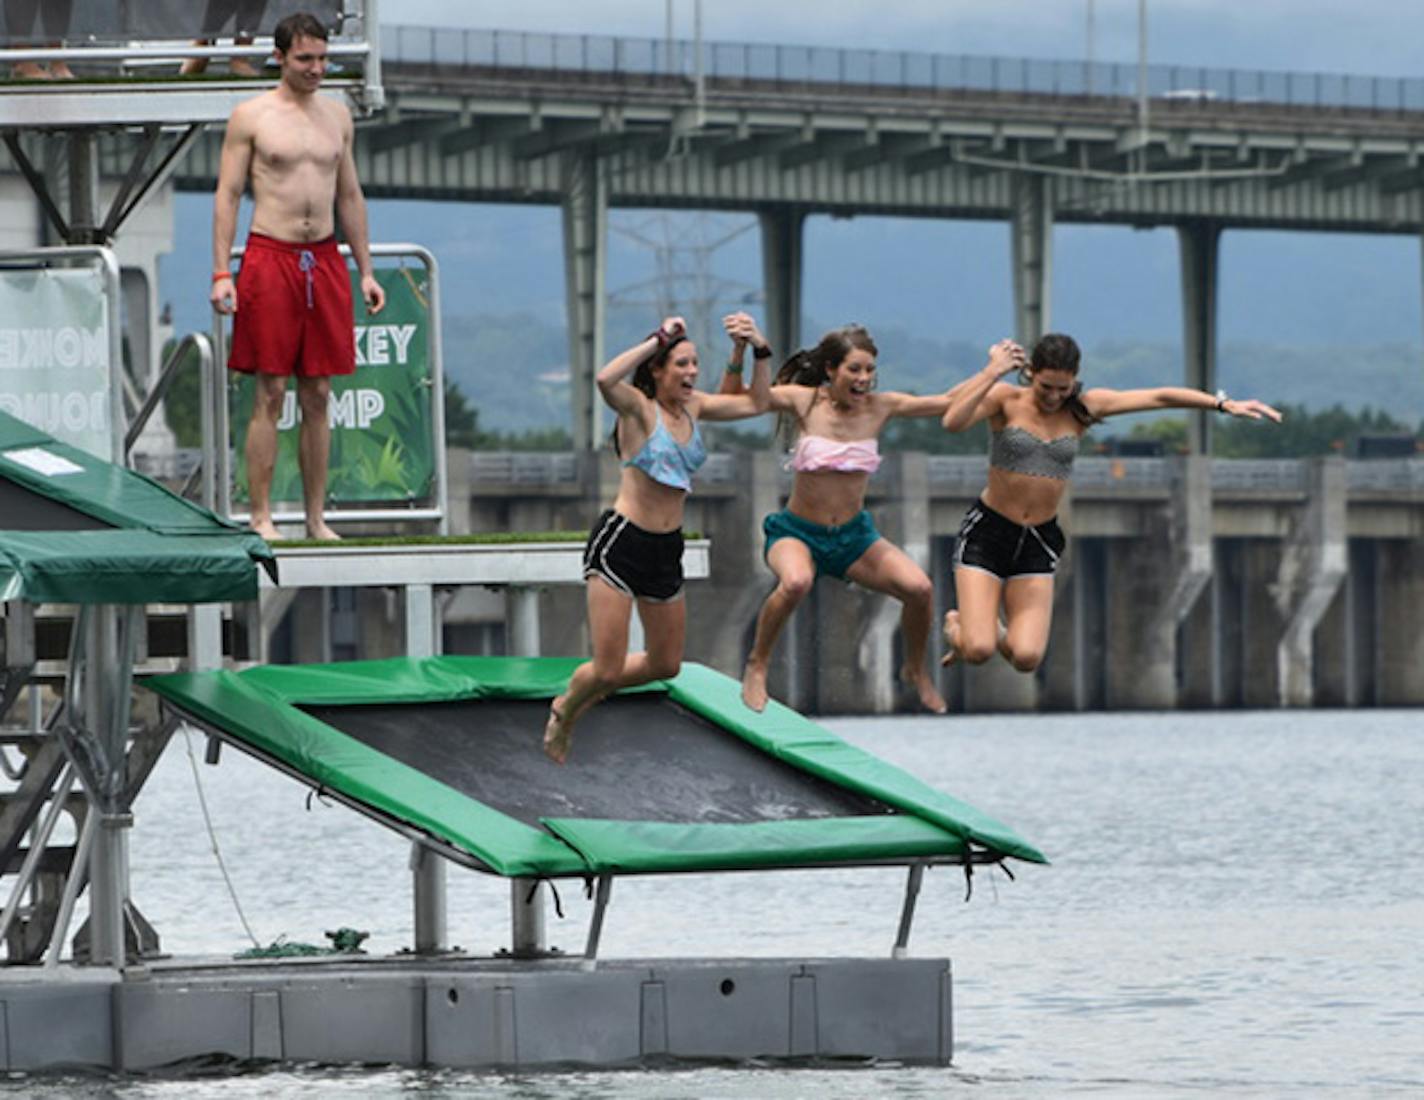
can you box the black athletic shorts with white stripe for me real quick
[583,509,686,602]
[953,498,1066,580]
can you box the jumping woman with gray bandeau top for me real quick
[940,332,1283,680]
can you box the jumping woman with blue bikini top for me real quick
[940,332,1283,681]
[544,313,772,763]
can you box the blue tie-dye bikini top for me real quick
[624,413,707,492]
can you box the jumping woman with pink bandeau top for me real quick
[739,325,1026,714]
[940,332,1282,680]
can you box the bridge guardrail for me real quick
[383,24,1424,114]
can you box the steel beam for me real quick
[1009,173,1053,345]
[1178,220,1221,455]
[561,150,608,451]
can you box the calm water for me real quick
[6,709,1422,1097]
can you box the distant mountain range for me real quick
[162,193,1424,434]
[441,309,1424,434]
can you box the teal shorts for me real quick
[762,508,881,580]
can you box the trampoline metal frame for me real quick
[161,702,1003,963]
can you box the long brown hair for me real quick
[1024,332,1098,428]
[775,324,878,440]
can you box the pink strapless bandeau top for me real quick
[789,435,882,474]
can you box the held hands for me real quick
[987,338,1027,379]
[651,316,687,348]
[722,311,767,353]
[1222,397,1284,422]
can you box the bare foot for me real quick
[542,697,573,764]
[741,660,769,712]
[179,57,209,76]
[305,520,341,542]
[250,519,283,542]
[49,62,74,80]
[902,668,948,715]
[11,62,50,80]
[940,609,962,667]
[229,59,260,77]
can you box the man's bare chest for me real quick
[253,119,342,174]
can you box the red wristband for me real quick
[212,271,232,282]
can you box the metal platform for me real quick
[263,538,710,589]
[0,77,368,128]
[0,954,953,1070]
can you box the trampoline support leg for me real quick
[582,874,613,968]
[411,842,447,954]
[892,862,926,960]
[510,877,546,957]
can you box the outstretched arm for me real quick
[596,315,684,418]
[699,312,772,420]
[1084,386,1283,423]
[941,339,1025,431]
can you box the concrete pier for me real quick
[411,451,1424,714]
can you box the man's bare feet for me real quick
[901,668,948,714]
[543,697,573,764]
[250,519,283,541]
[49,62,74,80]
[940,609,962,667]
[741,660,769,712]
[11,62,50,80]
[305,520,341,541]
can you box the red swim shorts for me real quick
[227,233,356,377]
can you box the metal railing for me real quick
[382,24,1424,114]
[462,451,1424,495]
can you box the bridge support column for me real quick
[759,206,805,358]
[1273,457,1346,706]
[1178,220,1221,455]
[693,449,782,678]
[561,151,608,452]
[1106,455,1212,707]
[1009,173,1053,344]
[1376,537,1424,704]
[805,456,930,714]
[1038,495,1082,710]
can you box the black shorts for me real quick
[953,498,1066,580]
[583,509,685,602]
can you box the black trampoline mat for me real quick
[299,694,894,827]
[0,478,112,532]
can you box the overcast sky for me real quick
[389,1,1424,79]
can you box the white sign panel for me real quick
[0,266,113,460]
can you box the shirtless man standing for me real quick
[211,11,383,541]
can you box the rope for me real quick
[181,726,262,950]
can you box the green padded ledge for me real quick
[0,411,273,604]
[542,816,969,874]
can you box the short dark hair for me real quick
[274,13,330,53]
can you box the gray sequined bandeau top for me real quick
[990,426,1079,480]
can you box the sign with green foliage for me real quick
[230,265,434,507]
